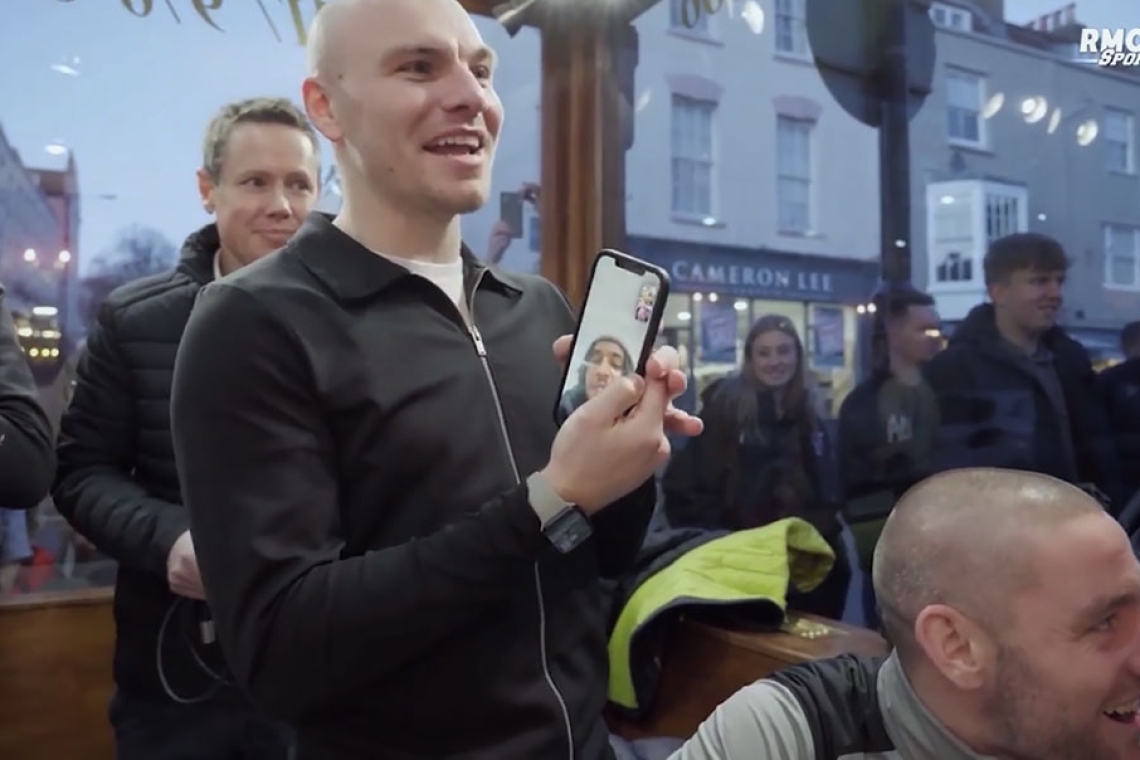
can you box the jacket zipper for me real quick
[465,279,575,760]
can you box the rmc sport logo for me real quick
[1078,28,1140,67]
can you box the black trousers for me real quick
[110,690,293,760]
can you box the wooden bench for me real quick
[0,589,116,760]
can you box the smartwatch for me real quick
[526,472,593,554]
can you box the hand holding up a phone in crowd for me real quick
[541,335,702,514]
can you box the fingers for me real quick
[665,406,704,436]
[583,374,646,421]
[644,346,680,380]
[626,348,686,432]
[643,359,686,401]
[631,366,672,425]
[552,335,573,365]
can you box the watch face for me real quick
[546,508,593,554]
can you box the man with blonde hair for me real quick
[55,96,319,758]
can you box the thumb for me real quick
[582,374,645,421]
[552,335,573,365]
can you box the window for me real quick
[1104,109,1135,174]
[985,191,1022,243]
[671,95,716,218]
[776,116,813,233]
[936,251,972,282]
[930,188,976,283]
[670,0,709,34]
[946,68,984,146]
[930,2,971,31]
[928,181,1027,287]
[1104,224,1140,290]
[774,0,807,56]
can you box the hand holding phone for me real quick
[543,346,677,514]
[554,250,669,425]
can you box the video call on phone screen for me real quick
[557,256,661,422]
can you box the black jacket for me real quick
[1098,357,1140,497]
[836,370,939,522]
[53,226,222,699]
[924,303,1124,509]
[666,375,842,538]
[170,213,656,760]
[0,288,55,508]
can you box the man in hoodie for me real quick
[53,97,318,758]
[923,232,1123,511]
[0,294,54,510]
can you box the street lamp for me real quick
[1021,99,1099,146]
[1020,96,1049,124]
[23,248,36,263]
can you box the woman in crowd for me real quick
[670,314,851,619]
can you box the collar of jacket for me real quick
[878,653,999,759]
[287,212,524,303]
[176,223,221,285]
[952,302,1080,360]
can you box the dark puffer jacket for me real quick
[53,225,221,699]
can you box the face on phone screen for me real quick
[556,256,663,423]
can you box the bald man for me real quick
[668,468,1140,760]
[170,0,700,759]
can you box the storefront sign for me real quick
[673,261,834,295]
[629,236,879,304]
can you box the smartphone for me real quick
[554,249,671,425]
[500,191,524,239]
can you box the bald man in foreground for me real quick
[170,0,700,758]
[669,469,1140,760]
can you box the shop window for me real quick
[671,95,717,219]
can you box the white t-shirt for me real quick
[378,253,467,319]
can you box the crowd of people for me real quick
[2,0,1140,758]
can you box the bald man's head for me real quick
[305,0,366,79]
[300,0,502,219]
[869,469,1140,759]
[305,0,480,79]
[872,469,1104,662]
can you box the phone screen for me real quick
[555,251,668,424]
[500,191,524,239]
